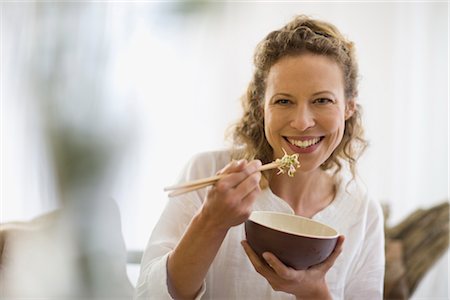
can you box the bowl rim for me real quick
[248,211,339,239]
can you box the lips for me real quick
[284,136,323,154]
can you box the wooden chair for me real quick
[383,201,449,299]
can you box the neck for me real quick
[269,169,336,218]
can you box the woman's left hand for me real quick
[241,235,344,300]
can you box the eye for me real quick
[313,98,333,105]
[274,99,292,105]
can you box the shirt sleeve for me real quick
[344,199,386,299]
[134,153,220,299]
[135,190,209,299]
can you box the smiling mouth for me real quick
[286,137,323,148]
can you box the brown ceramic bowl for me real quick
[244,211,339,270]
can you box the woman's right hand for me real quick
[200,159,262,231]
[166,159,262,299]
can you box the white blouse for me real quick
[135,150,385,300]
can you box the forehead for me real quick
[265,54,345,96]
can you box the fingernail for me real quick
[256,160,262,170]
[262,253,270,261]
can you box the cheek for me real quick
[329,119,346,146]
[264,110,288,141]
[320,109,346,133]
[264,109,276,131]
[328,118,345,133]
[263,111,273,139]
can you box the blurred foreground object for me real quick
[0,124,133,298]
[0,205,133,299]
[383,201,449,299]
[0,2,136,297]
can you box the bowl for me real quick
[244,211,339,270]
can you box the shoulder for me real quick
[178,149,232,182]
[189,149,231,166]
[332,176,385,258]
[334,175,384,225]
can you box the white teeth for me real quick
[287,137,321,148]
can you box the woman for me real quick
[136,15,385,299]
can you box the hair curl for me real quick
[229,15,368,178]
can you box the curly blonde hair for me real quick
[229,15,367,178]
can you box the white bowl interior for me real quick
[249,211,338,238]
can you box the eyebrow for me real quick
[272,93,292,98]
[311,90,336,97]
[271,91,336,99]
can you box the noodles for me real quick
[275,148,301,177]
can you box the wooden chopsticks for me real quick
[164,161,280,197]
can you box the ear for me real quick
[345,99,356,120]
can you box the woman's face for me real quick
[263,53,354,172]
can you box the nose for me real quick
[290,104,315,131]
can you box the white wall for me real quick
[2,2,448,298]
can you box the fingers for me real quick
[242,240,304,295]
[234,171,261,201]
[314,235,345,272]
[215,160,262,192]
[241,240,273,278]
[262,252,296,280]
[216,159,246,175]
[241,240,296,279]
[202,160,262,229]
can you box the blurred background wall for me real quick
[1,1,448,298]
